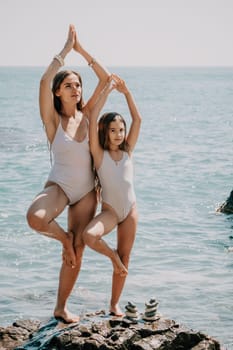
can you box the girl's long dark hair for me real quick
[98,112,129,151]
[52,70,84,113]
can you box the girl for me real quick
[83,75,142,316]
[26,24,110,323]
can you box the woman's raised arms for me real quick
[73,29,110,118]
[39,25,75,143]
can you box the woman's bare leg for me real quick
[83,210,128,276]
[26,184,76,266]
[54,190,97,323]
[110,206,138,316]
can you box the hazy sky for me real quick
[1,0,233,66]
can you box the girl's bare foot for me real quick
[109,303,124,317]
[62,231,76,267]
[112,250,128,277]
[54,308,80,323]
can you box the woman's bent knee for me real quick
[120,253,131,268]
[26,207,48,232]
[74,244,85,266]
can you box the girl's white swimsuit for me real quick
[47,121,95,205]
[97,150,136,223]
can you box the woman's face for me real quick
[56,73,82,105]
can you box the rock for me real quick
[0,319,40,349]
[0,310,223,350]
[216,190,233,214]
[124,301,139,321]
[142,298,159,321]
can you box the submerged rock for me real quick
[216,190,233,214]
[0,310,223,350]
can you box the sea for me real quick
[0,66,233,349]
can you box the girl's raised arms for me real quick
[113,74,142,153]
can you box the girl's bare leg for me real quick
[110,206,138,316]
[26,184,76,266]
[83,210,128,276]
[54,190,97,323]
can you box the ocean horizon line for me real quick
[1,64,233,69]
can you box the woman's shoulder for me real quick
[81,104,90,119]
[43,112,60,144]
[83,113,89,124]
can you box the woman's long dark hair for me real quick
[98,112,129,151]
[52,70,84,113]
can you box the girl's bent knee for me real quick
[82,231,96,248]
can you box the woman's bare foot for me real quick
[54,308,80,323]
[109,303,124,317]
[62,231,76,267]
[111,250,128,277]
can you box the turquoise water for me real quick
[0,66,233,349]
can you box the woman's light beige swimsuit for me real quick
[97,151,136,222]
[47,121,94,205]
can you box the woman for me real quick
[26,24,110,323]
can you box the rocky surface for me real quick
[0,310,223,350]
[216,190,233,214]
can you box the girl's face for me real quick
[56,73,82,105]
[108,117,126,147]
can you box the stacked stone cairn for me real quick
[124,301,139,321]
[142,298,159,321]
